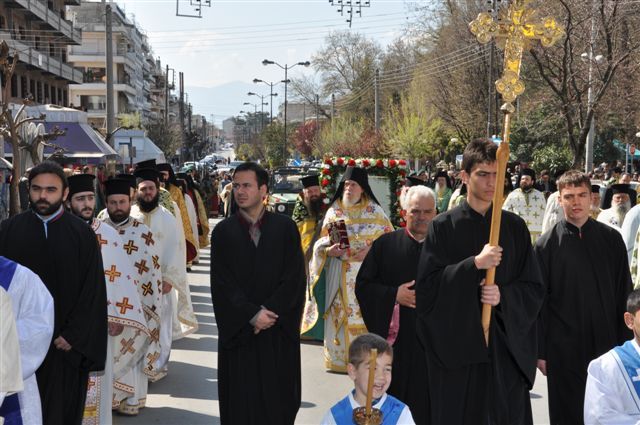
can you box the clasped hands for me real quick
[253,308,279,335]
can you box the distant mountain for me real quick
[185,81,278,125]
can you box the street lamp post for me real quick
[247,92,269,131]
[261,59,311,161]
[252,79,280,125]
[243,102,259,135]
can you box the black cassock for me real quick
[534,218,632,424]
[0,210,107,425]
[416,202,544,425]
[355,229,428,424]
[210,211,306,425]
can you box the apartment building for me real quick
[0,0,83,105]
[66,1,166,130]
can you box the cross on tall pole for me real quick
[469,0,564,345]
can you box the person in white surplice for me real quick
[66,174,150,425]
[131,168,198,376]
[0,256,54,425]
[0,287,22,414]
[585,288,640,424]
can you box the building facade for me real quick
[66,1,166,130]
[0,0,83,106]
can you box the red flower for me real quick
[337,157,345,165]
[348,159,356,166]
[362,159,370,167]
[324,158,333,166]
[389,159,397,168]
[398,159,406,166]
[399,221,407,228]
[399,170,406,177]
[322,168,331,175]
[376,159,384,168]
[321,178,330,187]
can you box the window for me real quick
[29,80,35,100]
[21,76,27,99]
[36,81,42,103]
[11,74,18,98]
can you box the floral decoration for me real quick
[321,156,409,227]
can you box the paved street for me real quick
[114,218,551,425]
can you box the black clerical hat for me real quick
[300,174,320,189]
[67,174,95,198]
[157,163,172,173]
[591,184,601,194]
[520,168,536,180]
[406,176,427,187]
[133,168,160,184]
[611,184,630,194]
[330,166,380,206]
[116,173,137,189]
[104,178,131,197]
[434,170,448,180]
[135,159,157,170]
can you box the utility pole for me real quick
[315,94,319,130]
[179,72,185,164]
[584,0,598,173]
[164,64,169,124]
[104,1,115,145]
[331,93,335,142]
[374,68,380,131]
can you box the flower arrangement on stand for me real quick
[320,156,408,227]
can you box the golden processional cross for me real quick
[469,0,564,345]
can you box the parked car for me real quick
[266,167,313,216]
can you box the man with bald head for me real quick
[356,185,436,424]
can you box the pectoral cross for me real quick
[469,0,564,346]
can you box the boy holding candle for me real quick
[320,333,415,425]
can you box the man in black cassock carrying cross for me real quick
[0,161,107,425]
[355,183,436,424]
[210,162,306,424]
[534,170,632,424]
[416,139,544,424]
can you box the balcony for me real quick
[0,33,82,83]
[5,0,82,45]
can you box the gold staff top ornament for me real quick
[469,0,564,104]
[468,0,564,346]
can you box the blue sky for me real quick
[115,0,417,124]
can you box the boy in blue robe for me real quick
[585,289,640,423]
[321,333,415,425]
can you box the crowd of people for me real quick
[210,139,640,425]
[4,140,640,425]
[0,158,212,424]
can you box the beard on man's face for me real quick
[30,197,64,216]
[307,196,323,216]
[108,208,130,223]
[137,192,160,213]
[71,205,94,221]
[520,181,533,191]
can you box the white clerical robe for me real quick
[184,194,200,262]
[308,199,392,372]
[0,287,22,406]
[131,205,198,373]
[101,217,162,407]
[0,257,54,425]
[598,207,626,230]
[585,339,640,424]
[82,220,149,424]
[503,188,547,243]
[541,191,564,235]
